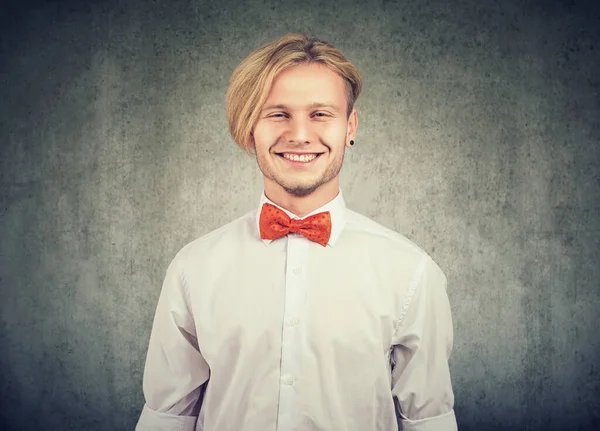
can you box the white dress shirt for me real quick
[136,188,457,431]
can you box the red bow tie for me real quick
[259,202,332,247]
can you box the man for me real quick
[136,33,457,431]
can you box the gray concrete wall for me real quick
[1,0,599,430]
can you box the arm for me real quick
[136,251,210,431]
[391,256,458,431]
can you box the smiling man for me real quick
[253,63,352,217]
[136,33,458,431]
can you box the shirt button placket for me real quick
[277,234,309,429]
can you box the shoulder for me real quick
[170,209,256,268]
[343,208,445,279]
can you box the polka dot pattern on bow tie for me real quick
[259,202,332,247]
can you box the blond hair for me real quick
[226,33,363,157]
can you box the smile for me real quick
[276,152,323,166]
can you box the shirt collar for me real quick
[255,187,347,248]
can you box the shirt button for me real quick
[293,267,302,275]
[284,376,295,386]
[287,317,299,327]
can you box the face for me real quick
[251,63,357,200]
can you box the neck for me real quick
[264,180,339,218]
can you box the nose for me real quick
[284,115,314,143]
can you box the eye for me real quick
[267,112,330,119]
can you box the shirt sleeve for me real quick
[136,251,210,431]
[390,255,458,431]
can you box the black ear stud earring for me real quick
[350,140,354,146]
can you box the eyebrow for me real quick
[261,102,340,112]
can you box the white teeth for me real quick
[283,153,318,162]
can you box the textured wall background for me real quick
[1,0,599,430]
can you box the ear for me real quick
[346,108,358,146]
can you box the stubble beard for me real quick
[257,146,345,198]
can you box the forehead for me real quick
[264,63,346,107]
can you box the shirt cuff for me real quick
[135,403,198,431]
[400,409,457,431]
